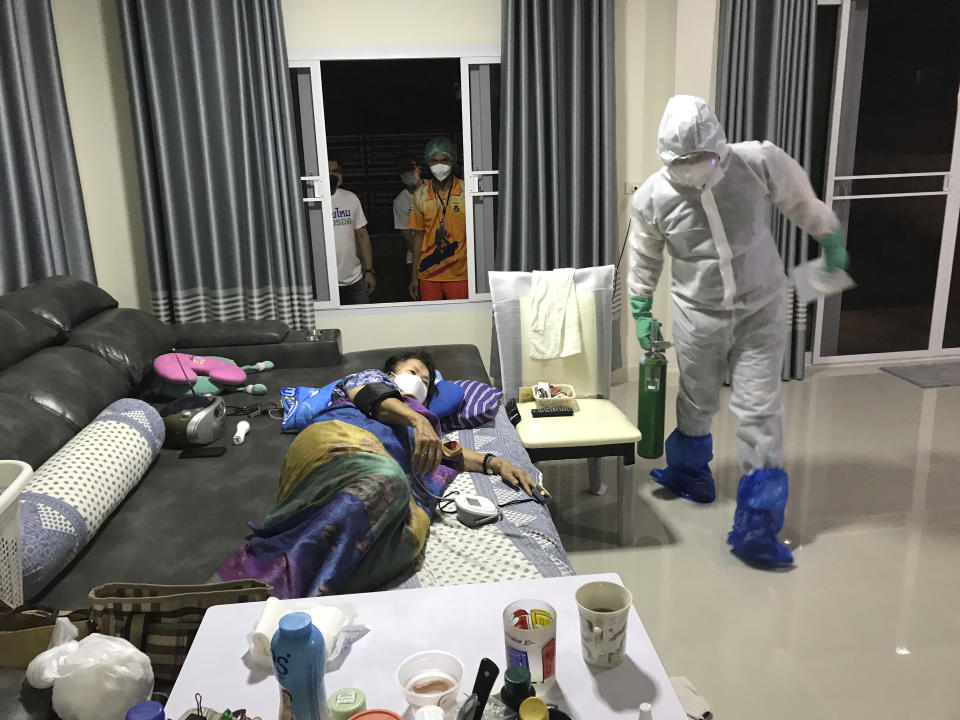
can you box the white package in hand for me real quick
[790,257,856,304]
[26,633,154,720]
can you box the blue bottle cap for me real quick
[278,611,313,638]
[125,700,165,720]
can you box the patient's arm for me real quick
[346,386,441,475]
[462,449,536,496]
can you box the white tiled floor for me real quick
[547,364,960,720]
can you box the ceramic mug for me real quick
[575,581,632,668]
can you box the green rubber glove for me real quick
[630,294,655,351]
[818,226,849,272]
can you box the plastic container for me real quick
[328,687,366,720]
[531,384,576,410]
[518,697,549,720]
[396,650,463,709]
[347,712,401,720]
[272,611,331,720]
[0,460,32,607]
[126,701,165,720]
[500,666,536,710]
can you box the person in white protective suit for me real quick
[628,95,849,565]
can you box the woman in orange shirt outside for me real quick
[408,136,469,301]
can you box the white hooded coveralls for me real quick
[629,96,839,474]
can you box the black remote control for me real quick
[531,406,573,418]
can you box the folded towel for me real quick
[529,268,582,360]
[249,596,348,667]
[670,676,712,720]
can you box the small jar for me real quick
[328,688,366,720]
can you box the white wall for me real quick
[51,0,150,311]
[618,0,719,379]
[282,0,501,50]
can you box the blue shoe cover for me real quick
[727,468,794,565]
[650,430,716,503]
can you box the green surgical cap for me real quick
[424,136,457,163]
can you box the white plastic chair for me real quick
[490,265,641,545]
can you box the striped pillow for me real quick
[441,379,503,430]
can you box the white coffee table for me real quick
[166,574,686,719]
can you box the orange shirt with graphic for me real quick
[408,177,468,282]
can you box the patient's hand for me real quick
[495,459,537,496]
[411,415,442,475]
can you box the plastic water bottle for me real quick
[271,611,330,720]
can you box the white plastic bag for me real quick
[26,633,154,720]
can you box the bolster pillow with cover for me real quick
[19,399,164,598]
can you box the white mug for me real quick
[575,581,632,668]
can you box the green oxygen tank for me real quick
[636,319,671,459]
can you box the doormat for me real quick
[881,361,960,389]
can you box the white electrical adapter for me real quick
[233,420,251,446]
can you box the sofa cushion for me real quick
[0,276,117,333]
[69,308,176,385]
[0,305,63,371]
[0,347,130,431]
[173,320,289,348]
[0,393,78,469]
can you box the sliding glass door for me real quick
[814,0,960,362]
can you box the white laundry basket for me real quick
[0,460,32,607]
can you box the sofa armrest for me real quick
[171,320,289,348]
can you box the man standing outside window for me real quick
[393,153,424,272]
[329,159,375,304]
[408,137,468,301]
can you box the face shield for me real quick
[667,152,720,189]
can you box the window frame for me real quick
[287,45,501,314]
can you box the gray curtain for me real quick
[498,0,617,271]
[118,0,314,328]
[716,0,817,379]
[0,0,95,294]
[496,0,620,376]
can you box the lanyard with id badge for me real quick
[419,180,460,272]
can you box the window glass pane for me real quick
[848,0,960,175]
[320,58,464,304]
[829,196,945,355]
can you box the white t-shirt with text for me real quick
[331,188,368,286]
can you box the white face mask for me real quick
[400,171,418,188]
[430,163,452,182]
[668,158,718,189]
[393,371,428,403]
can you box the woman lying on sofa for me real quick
[218,351,535,598]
